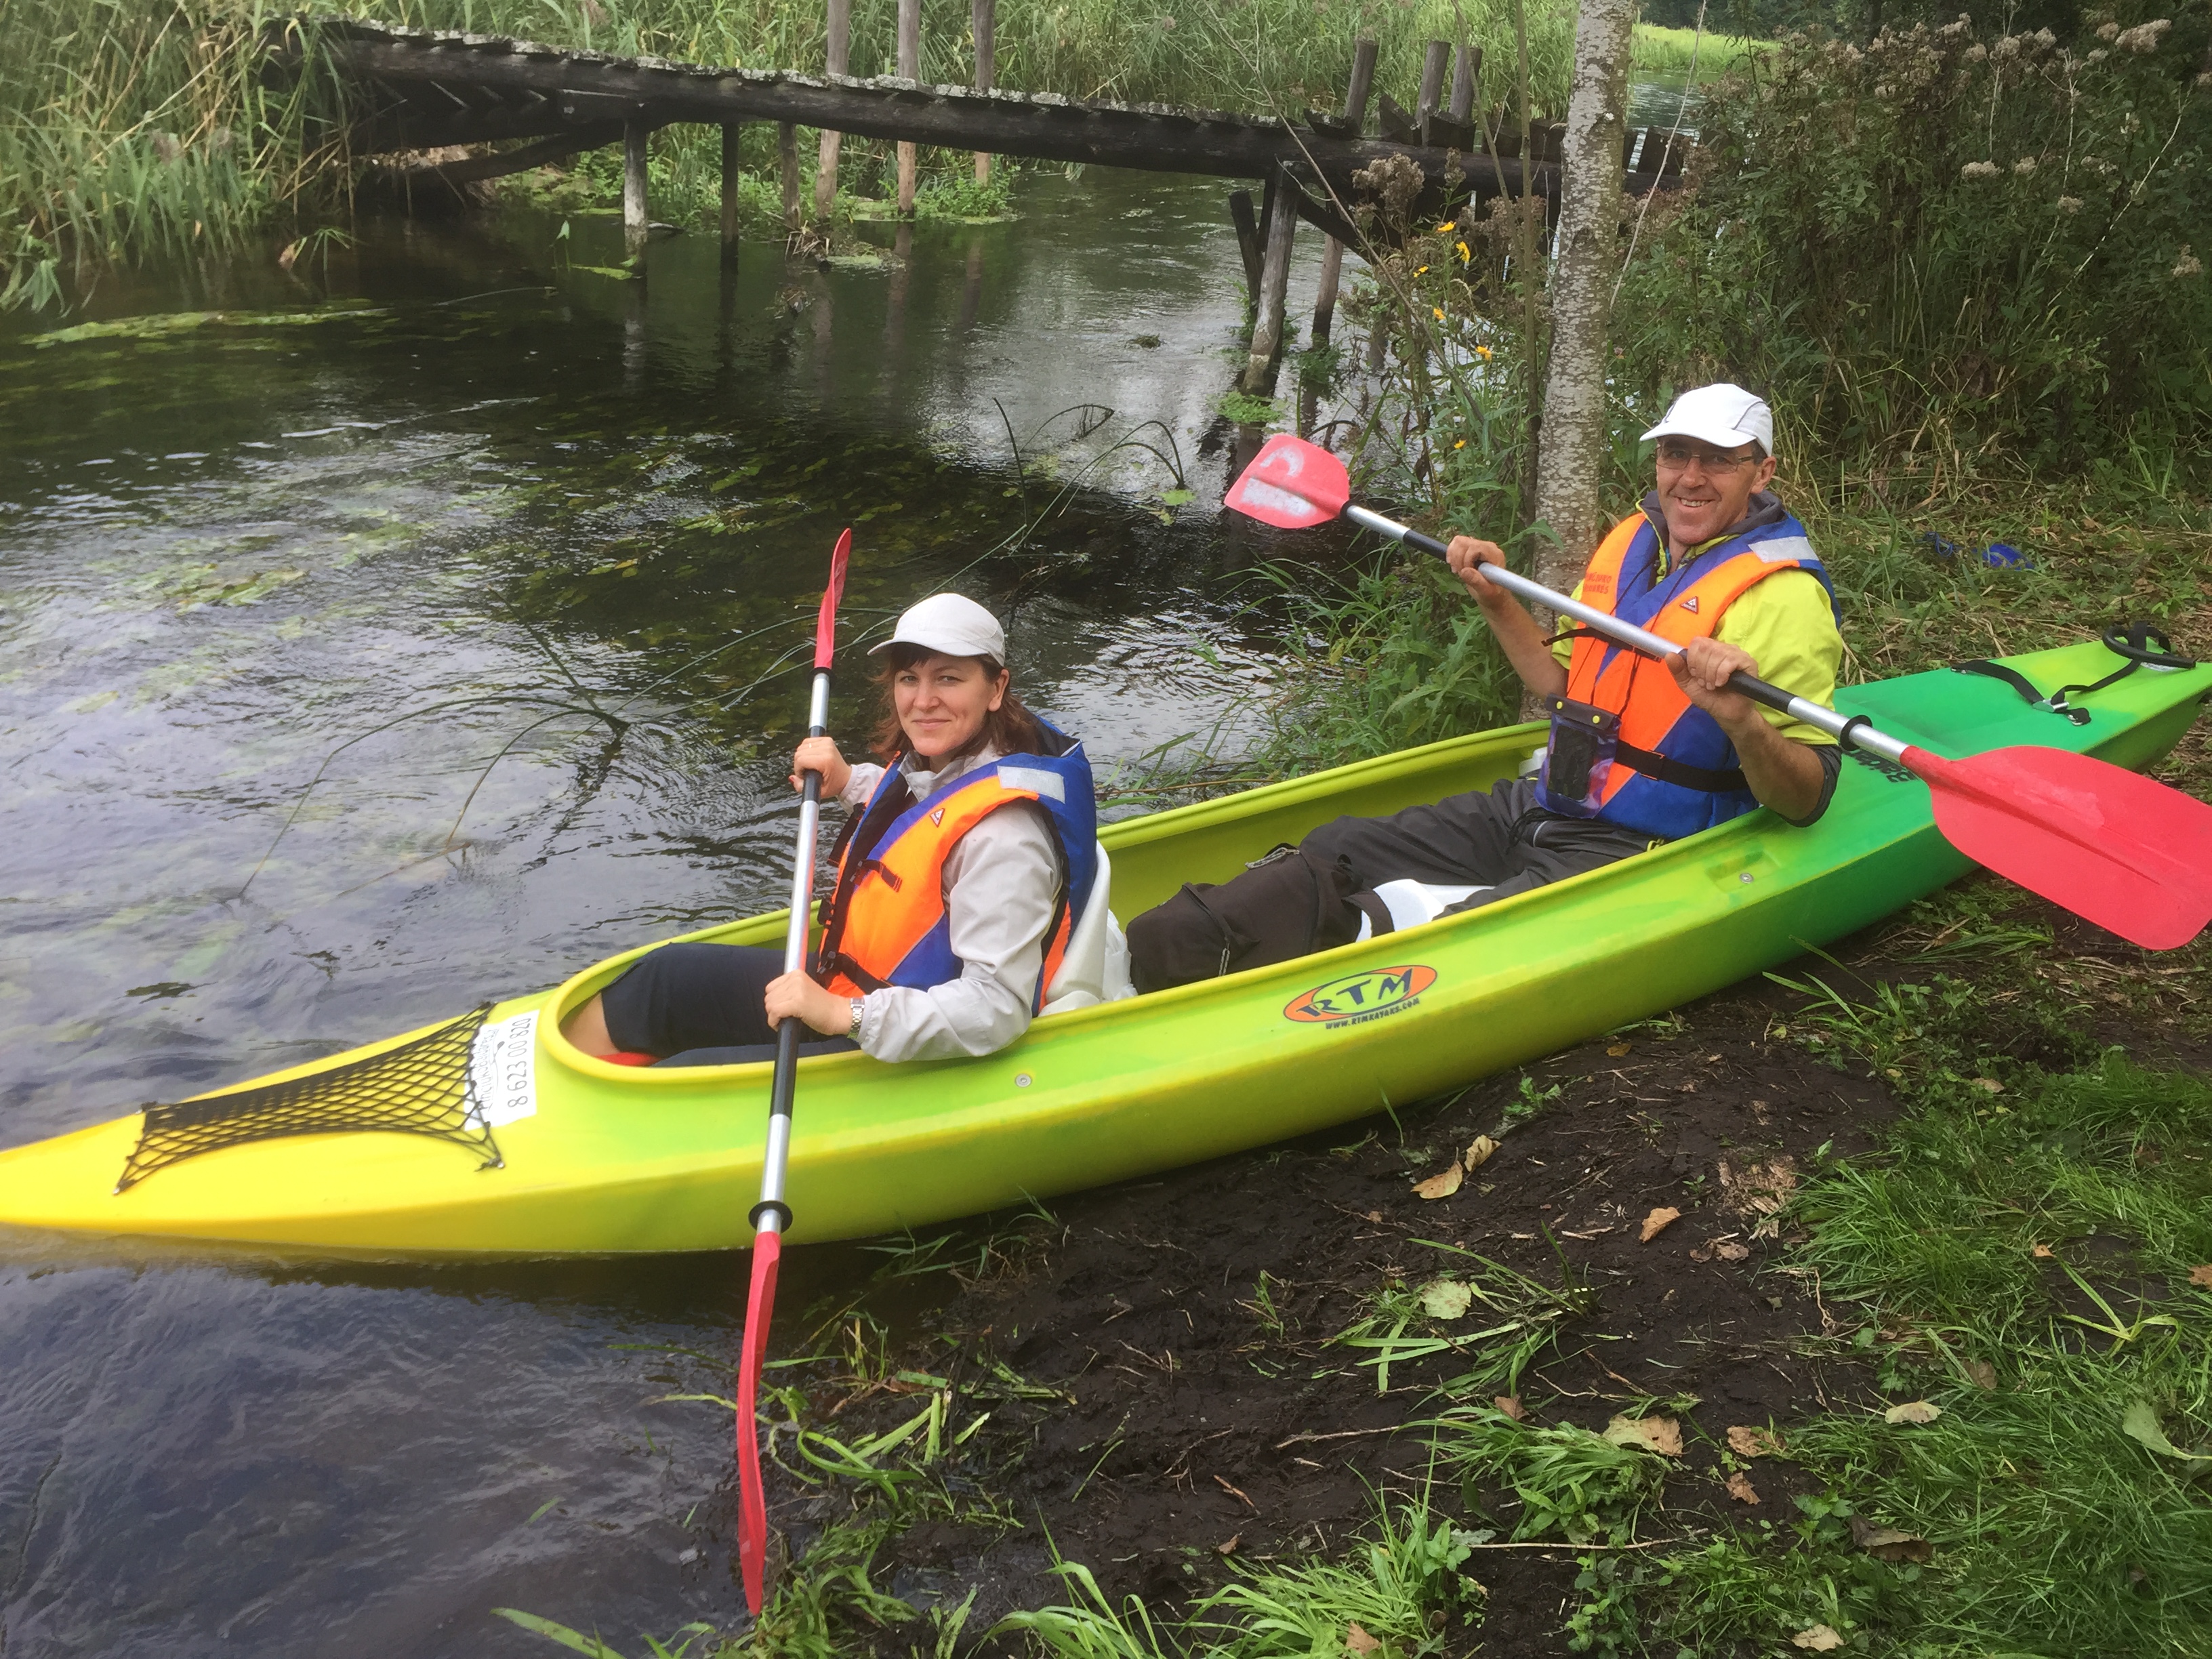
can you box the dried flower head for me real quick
[1993,34,2021,59]
[2176,247,2204,279]
[1965,42,1988,61]
[2033,28,2057,48]
[2095,20,2121,39]
[2057,195,2085,213]
[2087,47,2109,62]
[1961,160,2001,180]
[2116,20,2171,52]
[2013,157,2038,174]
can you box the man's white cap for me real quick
[868,592,1007,661]
[1640,383,1774,455]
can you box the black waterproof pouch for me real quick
[1539,695,1620,818]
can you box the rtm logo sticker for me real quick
[1284,964,1437,1027]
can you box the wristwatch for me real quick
[848,998,865,1041]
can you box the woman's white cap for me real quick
[1640,383,1775,454]
[868,592,1007,662]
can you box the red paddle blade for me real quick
[1225,433,1350,529]
[815,528,853,671]
[1907,744,2212,951]
[735,1229,782,1614]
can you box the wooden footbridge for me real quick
[276,16,1689,390]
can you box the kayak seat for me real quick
[1040,842,1136,1015]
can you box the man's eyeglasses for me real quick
[1654,440,1760,473]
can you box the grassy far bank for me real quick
[0,0,1761,312]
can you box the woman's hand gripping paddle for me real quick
[737,526,853,1614]
[1225,433,2212,951]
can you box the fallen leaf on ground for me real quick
[1885,1401,1942,1426]
[1725,1470,1760,1504]
[1216,1534,1240,1555]
[1412,1162,1463,1200]
[2031,1244,2054,1259]
[1850,1516,1933,1563]
[1640,1206,1681,1242]
[1606,1042,1631,1056]
[1965,1359,1996,1390]
[1689,1246,1712,1263]
[1791,1624,1844,1651]
[1465,1134,1499,1171]
[2189,1265,2212,1288]
[2121,1399,2212,1462]
[1727,1425,1785,1458]
[1494,1395,1527,1421]
[1603,1414,1683,1456]
[1711,1239,1751,1262]
[1345,1622,1381,1656]
[1420,1279,1474,1321]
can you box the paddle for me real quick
[1224,433,2212,951]
[737,525,853,1614]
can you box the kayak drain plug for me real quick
[1016,1073,1033,1088]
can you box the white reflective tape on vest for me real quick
[1750,535,1814,565]
[996,765,1067,801]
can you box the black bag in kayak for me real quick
[1127,842,1364,993]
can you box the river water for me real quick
[0,170,1351,1655]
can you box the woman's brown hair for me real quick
[868,642,1056,763]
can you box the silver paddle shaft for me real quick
[1343,504,1908,764]
[756,668,835,1229]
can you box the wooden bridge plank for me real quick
[288,21,1578,203]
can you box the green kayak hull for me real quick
[1,637,2204,1256]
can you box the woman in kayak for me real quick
[562,593,1098,1067]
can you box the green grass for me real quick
[1609,905,2212,1657]
[1628,22,1773,81]
[994,1491,1486,1658]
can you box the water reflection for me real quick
[0,169,1353,1654]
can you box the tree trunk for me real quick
[1532,0,1635,607]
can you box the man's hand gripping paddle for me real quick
[737,526,853,1613]
[1225,434,2212,950]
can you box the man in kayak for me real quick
[562,594,1099,1065]
[1128,382,1844,985]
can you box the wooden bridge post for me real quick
[1416,40,1450,146]
[1242,163,1298,394]
[1310,37,1378,348]
[1450,45,1481,127]
[814,0,851,221]
[972,0,996,184]
[720,124,741,265]
[623,121,649,260]
[779,122,801,235]
[1228,190,1263,300]
[896,0,921,216]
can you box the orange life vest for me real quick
[1542,507,1835,838]
[813,743,1098,1009]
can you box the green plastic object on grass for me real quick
[0,638,2206,1257]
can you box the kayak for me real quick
[3,636,2205,1257]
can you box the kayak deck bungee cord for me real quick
[1,637,2205,1257]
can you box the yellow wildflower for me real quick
[1456,241,1472,263]
[1432,306,1446,321]
[1476,344,1494,360]
[1416,265,1429,274]
[1454,439,1467,449]
[1435,220,1457,234]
